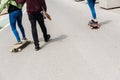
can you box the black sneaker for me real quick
[45,34,51,42]
[88,20,99,28]
[35,46,40,51]
[89,19,98,25]
[22,37,27,41]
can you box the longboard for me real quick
[88,23,99,29]
[11,40,31,52]
[41,11,52,21]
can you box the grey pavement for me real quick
[0,0,120,80]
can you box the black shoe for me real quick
[35,46,40,51]
[88,19,98,25]
[45,34,51,42]
[22,37,28,41]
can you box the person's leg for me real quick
[37,13,50,42]
[16,10,26,39]
[28,14,40,50]
[87,0,99,28]
[87,0,97,20]
[9,11,21,43]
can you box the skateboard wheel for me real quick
[18,49,21,52]
[10,49,13,52]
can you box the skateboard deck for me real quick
[88,23,99,29]
[41,11,52,21]
[11,40,31,52]
[45,12,52,20]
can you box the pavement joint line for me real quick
[0,23,9,32]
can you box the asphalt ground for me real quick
[0,0,120,80]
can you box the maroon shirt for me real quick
[15,0,47,14]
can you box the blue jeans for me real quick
[9,10,26,42]
[87,0,96,19]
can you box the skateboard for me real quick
[88,23,99,29]
[41,11,52,21]
[10,40,31,52]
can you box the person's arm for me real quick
[0,0,9,13]
[15,0,26,4]
[42,0,47,12]
[42,0,51,20]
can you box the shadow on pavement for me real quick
[99,20,112,27]
[41,35,68,49]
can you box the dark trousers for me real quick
[28,13,48,47]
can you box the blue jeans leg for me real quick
[9,10,21,42]
[87,0,96,19]
[16,10,26,38]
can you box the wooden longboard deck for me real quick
[41,11,52,21]
[11,40,31,52]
